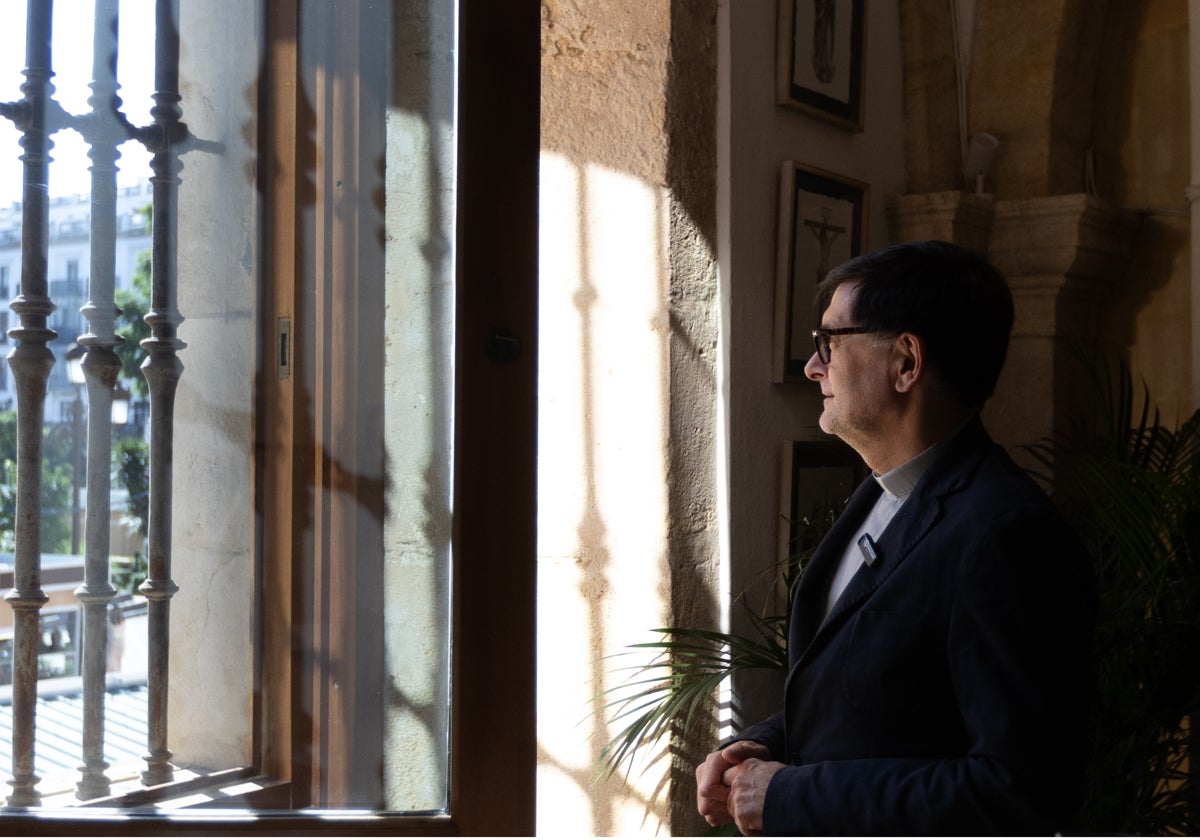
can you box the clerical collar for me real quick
[872,433,953,499]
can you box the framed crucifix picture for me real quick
[772,161,868,383]
[776,0,866,131]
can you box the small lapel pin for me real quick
[857,533,879,567]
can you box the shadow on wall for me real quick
[537,156,672,835]
[537,147,721,835]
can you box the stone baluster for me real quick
[3,0,59,808]
[74,0,130,801]
[137,0,186,787]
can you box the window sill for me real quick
[2,768,459,835]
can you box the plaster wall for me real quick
[532,0,1195,831]
[721,2,906,729]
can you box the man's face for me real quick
[803,281,895,448]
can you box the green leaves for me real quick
[115,231,151,398]
[113,436,148,539]
[594,499,837,785]
[0,409,75,554]
[595,616,788,782]
[1024,356,1200,836]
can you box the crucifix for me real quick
[804,206,844,284]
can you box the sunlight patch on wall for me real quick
[536,153,672,835]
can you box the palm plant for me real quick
[596,504,839,781]
[1024,358,1200,835]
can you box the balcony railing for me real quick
[0,0,186,805]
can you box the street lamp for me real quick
[111,383,131,428]
[66,344,86,390]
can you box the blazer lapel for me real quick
[813,489,943,636]
[795,418,993,663]
[788,476,880,663]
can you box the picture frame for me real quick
[776,0,866,131]
[772,161,868,383]
[777,439,864,590]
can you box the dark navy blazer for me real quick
[735,418,1095,835]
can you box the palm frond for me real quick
[595,496,844,785]
[1022,350,1200,835]
[594,623,788,782]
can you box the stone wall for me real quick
[538,0,720,833]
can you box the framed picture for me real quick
[776,0,866,131]
[772,161,868,383]
[777,440,864,593]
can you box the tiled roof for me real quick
[0,679,148,797]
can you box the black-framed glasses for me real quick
[810,326,881,364]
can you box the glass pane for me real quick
[293,0,456,812]
[379,0,456,813]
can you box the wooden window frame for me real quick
[1,0,537,833]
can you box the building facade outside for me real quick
[0,181,151,423]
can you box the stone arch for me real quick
[897,0,960,193]
[968,0,1113,198]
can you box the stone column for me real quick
[887,190,1140,455]
[986,194,1140,452]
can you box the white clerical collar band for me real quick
[872,430,956,499]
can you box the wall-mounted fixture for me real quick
[963,132,999,194]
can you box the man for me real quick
[696,241,1094,835]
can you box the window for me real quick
[0,0,536,833]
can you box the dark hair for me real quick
[816,240,1014,409]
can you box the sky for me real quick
[0,0,156,203]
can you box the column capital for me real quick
[983,194,1141,459]
[886,190,995,253]
[989,193,1141,293]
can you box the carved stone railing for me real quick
[73,0,126,802]
[0,0,187,805]
[4,0,59,808]
[137,0,186,789]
